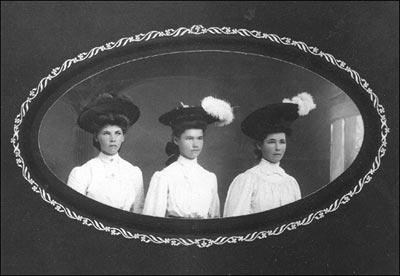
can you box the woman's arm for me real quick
[292,177,302,200]
[223,173,254,217]
[132,169,145,214]
[208,174,221,218]
[67,166,90,195]
[142,172,168,217]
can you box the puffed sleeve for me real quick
[132,169,145,214]
[291,177,302,201]
[142,172,168,217]
[223,172,255,217]
[67,166,90,196]
[208,174,221,218]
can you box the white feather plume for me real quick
[282,92,316,116]
[201,96,234,126]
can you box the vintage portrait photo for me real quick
[38,50,362,219]
[2,2,398,275]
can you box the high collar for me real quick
[258,158,285,175]
[98,152,120,164]
[260,158,280,167]
[177,155,198,167]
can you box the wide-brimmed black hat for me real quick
[159,106,217,127]
[241,103,299,140]
[241,92,316,140]
[159,96,234,128]
[78,93,140,133]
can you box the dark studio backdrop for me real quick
[1,2,399,275]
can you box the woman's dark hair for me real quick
[92,113,130,151]
[171,119,207,138]
[164,120,208,166]
[253,128,291,161]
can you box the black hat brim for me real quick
[241,103,299,140]
[78,99,140,133]
[159,106,217,127]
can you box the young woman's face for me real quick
[258,132,287,163]
[174,128,204,160]
[95,124,125,156]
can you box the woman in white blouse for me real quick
[224,93,316,217]
[67,93,144,213]
[143,97,234,219]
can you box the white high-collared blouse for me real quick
[142,155,220,219]
[67,152,144,213]
[223,158,301,217]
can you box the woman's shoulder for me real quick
[248,161,288,178]
[229,165,260,185]
[72,157,98,170]
[156,161,181,175]
[148,163,179,185]
[155,162,216,178]
[119,157,142,173]
[226,169,256,192]
[195,164,217,180]
[147,162,176,179]
[237,165,260,178]
[284,173,298,184]
[69,158,96,178]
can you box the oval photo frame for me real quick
[11,25,389,247]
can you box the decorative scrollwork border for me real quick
[10,25,389,248]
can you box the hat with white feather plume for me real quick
[159,96,234,127]
[241,92,316,140]
[160,96,234,166]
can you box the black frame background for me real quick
[1,2,398,274]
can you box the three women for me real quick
[67,92,315,218]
